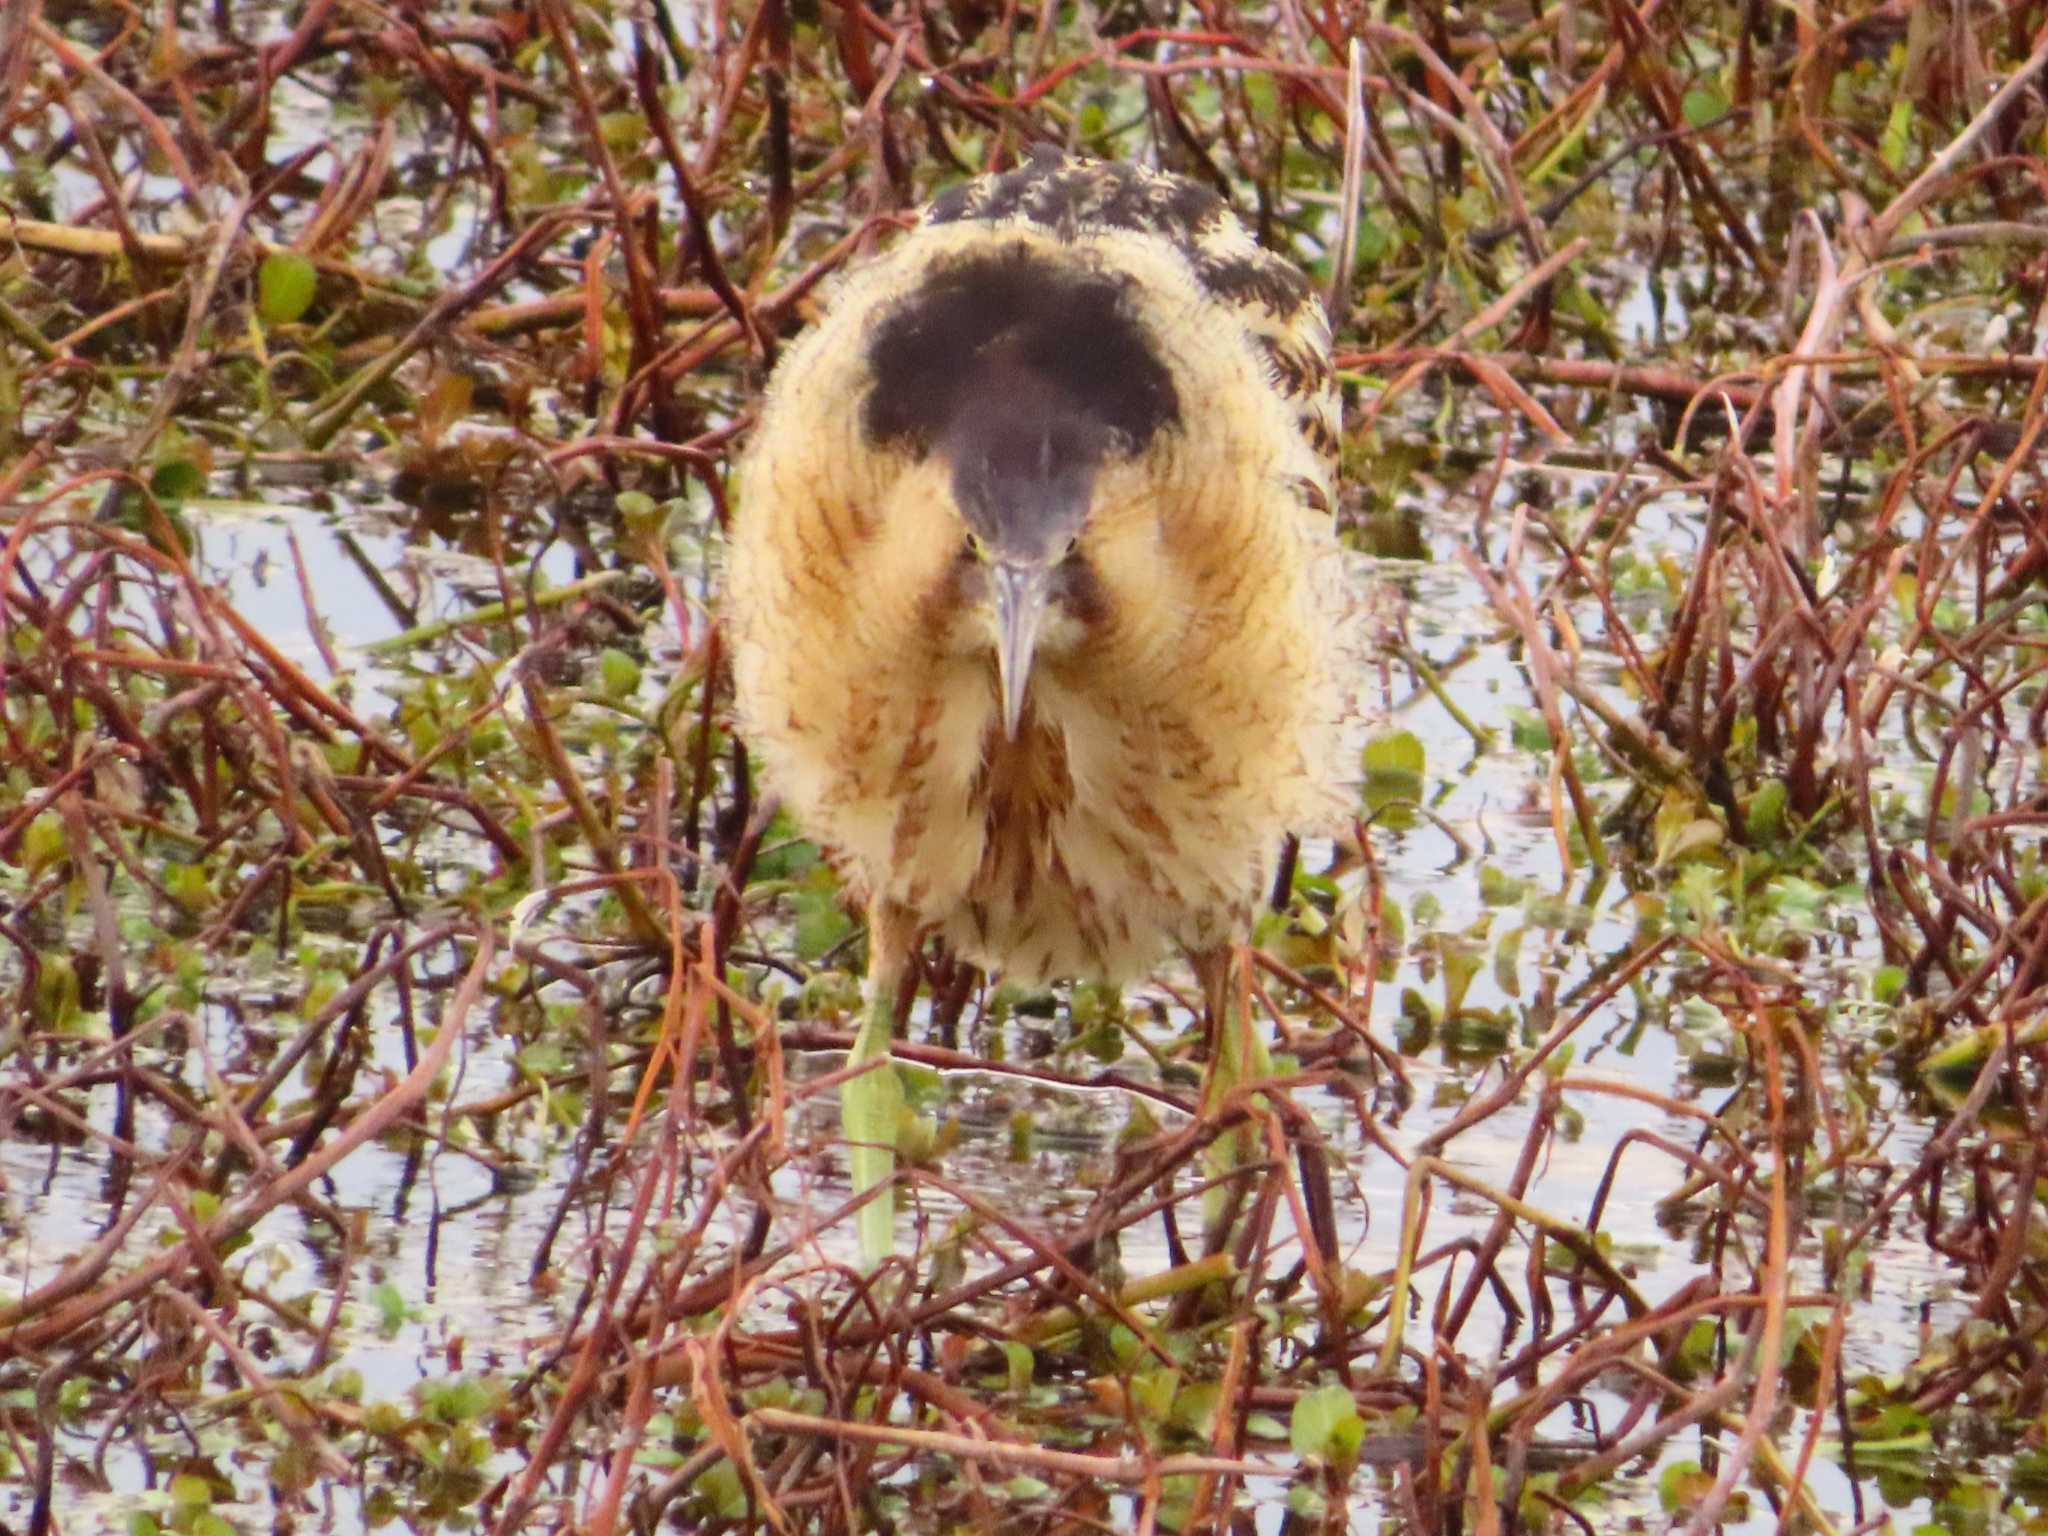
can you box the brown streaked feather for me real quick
[968,703,1078,932]
[726,151,1363,988]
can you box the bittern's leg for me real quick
[1191,944,1273,1245]
[1191,946,1273,1087]
[845,897,919,1267]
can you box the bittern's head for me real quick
[862,244,1180,737]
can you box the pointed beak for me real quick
[990,561,1050,739]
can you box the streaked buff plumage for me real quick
[726,151,1355,986]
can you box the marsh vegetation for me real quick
[4,1,2048,1531]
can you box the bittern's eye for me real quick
[1061,537,1081,562]
[962,533,983,562]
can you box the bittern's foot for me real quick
[1193,947,1275,1246]
[842,899,920,1268]
[841,981,906,1269]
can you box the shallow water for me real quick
[1,478,1982,1535]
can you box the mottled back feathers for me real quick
[916,148,1340,479]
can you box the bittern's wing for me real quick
[924,147,1340,494]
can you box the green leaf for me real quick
[1673,862,1727,926]
[693,1459,749,1520]
[1681,84,1727,128]
[1745,778,1789,842]
[1361,730,1425,801]
[1492,923,1524,998]
[164,861,211,912]
[597,648,641,698]
[1478,865,1527,905]
[1289,1383,1365,1465]
[271,1438,317,1494]
[1354,215,1393,266]
[1434,926,1487,1016]
[1654,788,1724,867]
[1373,899,1405,980]
[1881,99,1916,172]
[1679,996,1731,1033]
[150,458,207,505]
[258,249,319,325]
[325,1367,365,1402]
[1507,707,1551,753]
[420,1376,495,1423]
[752,833,821,883]
[371,1279,408,1336]
[999,1340,1034,1392]
[1171,1380,1222,1435]
[1765,875,1830,929]
[598,110,647,151]
[1851,1401,1930,1441]
[791,880,855,961]
[1921,1025,1995,1083]
[1659,1459,1713,1509]
[20,811,67,875]
[1130,1366,1180,1424]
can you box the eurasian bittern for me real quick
[727,148,1351,1259]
